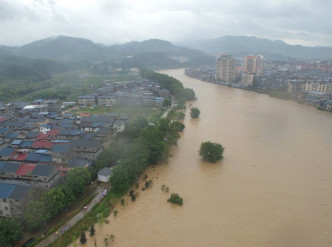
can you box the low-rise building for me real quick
[97,95,117,106]
[98,167,112,183]
[51,144,73,164]
[78,95,96,107]
[71,140,102,161]
[0,182,33,219]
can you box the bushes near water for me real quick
[167,193,183,206]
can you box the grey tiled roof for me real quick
[71,140,100,149]
[52,144,71,153]
[0,162,21,173]
[30,165,54,177]
[68,158,88,169]
[98,167,111,176]
[9,184,32,200]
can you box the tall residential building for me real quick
[216,54,236,83]
[256,55,264,73]
[243,55,257,73]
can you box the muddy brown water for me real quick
[77,69,332,247]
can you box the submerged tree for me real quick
[89,225,95,236]
[167,193,183,206]
[80,232,87,244]
[199,141,224,162]
[190,107,200,118]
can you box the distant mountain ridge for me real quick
[0,36,213,68]
[181,36,332,59]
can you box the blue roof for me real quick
[6,132,18,139]
[40,124,51,128]
[0,162,4,169]
[35,149,48,154]
[27,131,39,139]
[0,147,15,157]
[39,154,52,163]
[52,140,70,143]
[20,140,33,148]
[0,184,15,199]
[52,144,71,153]
[0,127,8,134]
[11,139,22,145]
[60,123,74,129]
[92,122,101,128]
[26,153,42,162]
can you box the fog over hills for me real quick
[0,36,213,69]
[180,36,332,59]
[0,35,331,78]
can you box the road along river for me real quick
[80,69,332,247]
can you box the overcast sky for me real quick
[1,0,331,47]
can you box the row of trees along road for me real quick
[109,117,185,194]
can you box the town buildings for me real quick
[187,57,332,110]
[0,103,128,219]
[78,80,165,107]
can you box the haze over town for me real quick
[1,0,332,47]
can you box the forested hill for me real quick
[0,36,214,69]
[0,55,68,80]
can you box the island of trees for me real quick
[190,107,200,118]
[199,141,224,162]
[167,193,183,206]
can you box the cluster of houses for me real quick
[288,78,332,108]
[78,79,169,107]
[0,99,129,219]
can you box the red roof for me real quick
[12,153,28,161]
[37,133,48,140]
[0,117,7,123]
[32,141,54,149]
[37,129,60,140]
[48,129,60,136]
[15,164,36,176]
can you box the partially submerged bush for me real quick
[167,193,183,206]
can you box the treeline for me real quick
[24,168,92,231]
[92,117,184,195]
[110,117,184,194]
[140,68,196,103]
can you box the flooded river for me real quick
[84,69,332,247]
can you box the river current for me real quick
[82,69,332,247]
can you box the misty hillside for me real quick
[182,36,332,59]
[0,36,213,69]
[0,55,69,81]
[17,36,106,60]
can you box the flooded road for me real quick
[83,69,332,247]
